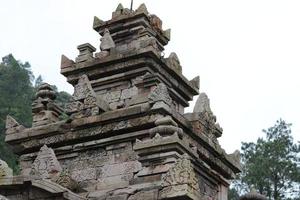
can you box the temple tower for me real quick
[1,3,241,200]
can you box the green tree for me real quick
[239,119,300,199]
[0,54,72,173]
[0,54,35,173]
[34,75,43,88]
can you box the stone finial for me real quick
[100,29,115,51]
[189,76,200,90]
[135,3,149,15]
[6,115,20,130]
[150,14,163,32]
[240,189,268,200]
[193,93,211,113]
[93,16,105,29]
[61,54,74,69]
[73,75,94,101]
[192,93,223,138]
[5,115,25,134]
[112,3,131,18]
[163,29,171,40]
[0,159,13,178]
[31,145,62,179]
[228,150,241,168]
[166,52,182,74]
[116,3,124,12]
[66,74,109,118]
[32,83,63,127]
[76,43,96,63]
[36,83,56,101]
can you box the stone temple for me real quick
[0,3,241,200]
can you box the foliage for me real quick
[0,54,34,173]
[236,119,300,200]
[228,187,240,200]
[0,54,72,174]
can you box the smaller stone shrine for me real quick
[0,3,241,200]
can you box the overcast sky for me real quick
[0,0,299,154]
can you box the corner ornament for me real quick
[148,83,172,109]
[162,154,198,189]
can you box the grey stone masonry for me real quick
[1,3,241,200]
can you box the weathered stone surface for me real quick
[97,161,141,179]
[5,115,19,130]
[53,169,79,191]
[76,43,96,63]
[93,16,105,29]
[194,92,211,113]
[161,154,198,190]
[150,14,163,32]
[113,3,124,18]
[121,86,138,100]
[30,145,62,179]
[163,29,171,40]
[61,54,74,69]
[100,29,115,51]
[0,160,13,180]
[189,76,200,89]
[32,83,63,127]
[5,115,25,134]
[192,92,223,138]
[148,83,172,107]
[128,189,158,200]
[135,3,149,15]
[166,52,182,74]
[66,74,109,118]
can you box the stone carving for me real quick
[193,93,223,138]
[100,29,115,51]
[149,116,183,138]
[53,169,79,192]
[166,52,182,74]
[194,93,211,113]
[162,154,198,190]
[30,145,62,179]
[150,14,162,32]
[148,83,172,107]
[0,159,13,178]
[5,115,19,129]
[76,43,96,63]
[93,16,105,29]
[115,3,124,14]
[32,83,63,127]
[135,3,149,15]
[61,54,74,69]
[73,75,94,101]
[112,3,131,19]
[5,115,25,134]
[66,75,109,119]
[163,29,171,40]
[228,150,242,168]
[189,76,200,89]
[2,4,242,199]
